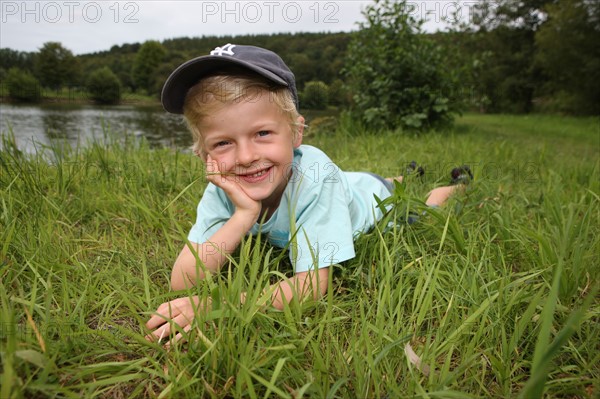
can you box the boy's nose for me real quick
[235,143,259,166]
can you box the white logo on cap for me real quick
[210,43,236,56]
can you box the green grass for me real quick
[1,113,598,398]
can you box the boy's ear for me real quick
[294,116,305,148]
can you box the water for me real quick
[0,103,337,154]
[0,103,193,153]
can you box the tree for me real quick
[152,52,189,96]
[535,0,600,114]
[454,0,553,113]
[6,68,41,102]
[287,53,313,90]
[468,0,550,31]
[328,79,349,107]
[344,0,459,130]
[132,40,166,95]
[302,81,329,110]
[472,27,538,113]
[0,48,35,73]
[87,67,122,104]
[34,42,79,90]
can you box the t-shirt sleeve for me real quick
[187,183,234,244]
[290,178,356,273]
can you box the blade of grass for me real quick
[519,287,598,399]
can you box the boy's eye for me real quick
[214,140,230,147]
[257,130,270,137]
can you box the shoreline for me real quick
[0,95,160,107]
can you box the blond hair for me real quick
[183,72,301,157]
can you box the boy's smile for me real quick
[237,167,272,183]
[202,90,303,216]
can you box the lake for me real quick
[0,103,193,154]
[0,103,337,154]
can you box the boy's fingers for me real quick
[205,172,223,185]
[145,313,170,330]
[144,320,190,347]
[206,173,237,194]
[144,319,178,343]
[145,305,176,329]
[165,324,192,349]
[145,323,170,342]
[145,301,183,330]
[144,296,201,344]
[144,309,193,342]
[205,154,219,174]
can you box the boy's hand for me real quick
[205,155,261,220]
[145,295,209,345]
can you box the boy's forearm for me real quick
[205,210,259,266]
[266,268,330,310]
[171,211,259,290]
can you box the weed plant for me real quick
[1,114,598,398]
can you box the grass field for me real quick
[1,113,598,398]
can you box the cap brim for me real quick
[161,55,289,114]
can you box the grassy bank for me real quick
[0,85,159,106]
[1,114,598,398]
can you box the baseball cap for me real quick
[161,43,298,114]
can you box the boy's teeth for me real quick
[237,167,270,178]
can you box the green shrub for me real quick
[87,67,122,104]
[344,0,460,131]
[6,67,41,102]
[302,81,329,110]
[327,79,348,107]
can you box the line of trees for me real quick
[0,0,597,119]
[438,0,599,115]
[0,32,351,107]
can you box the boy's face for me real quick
[201,91,303,212]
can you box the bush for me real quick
[328,79,348,107]
[6,68,41,102]
[301,81,329,110]
[87,67,122,104]
[344,0,460,131]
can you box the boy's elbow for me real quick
[170,261,197,291]
[170,261,209,290]
[170,244,204,290]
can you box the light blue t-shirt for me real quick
[188,145,392,272]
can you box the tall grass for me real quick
[1,114,598,398]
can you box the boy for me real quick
[145,44,467,343]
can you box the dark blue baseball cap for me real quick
[161,43,298,114]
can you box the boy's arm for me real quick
[255,267,330,310]
[171,209,259,290]
[172,155,262,290]
[145,267,330,343]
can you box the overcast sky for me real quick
[0,1,456,55]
